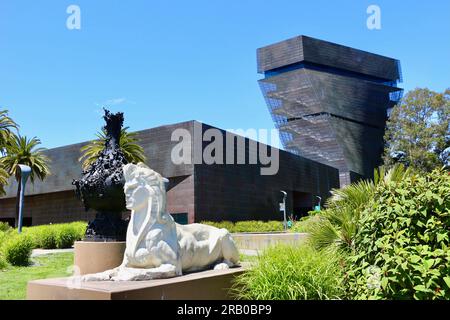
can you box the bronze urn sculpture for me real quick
[73,109,128,241]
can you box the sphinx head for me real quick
[123,163,169,211]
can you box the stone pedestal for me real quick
[74,241,126,275]
[27,267,245,300]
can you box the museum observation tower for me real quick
[257,35,403,186]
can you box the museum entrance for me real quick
[292,191,313,219]
[0,217,32,228]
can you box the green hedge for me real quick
[290,216,321,233]
[27,225,57,249]
[0,222,11,232]
[0,229,10,245]
[0,221,87,268]
[3,235,34,266]
[22,221,86,250]
[233,243,346,300]
[55,224,82,249]
[200,220,284,233]
[0,251,7,269]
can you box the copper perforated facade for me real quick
[258,35,403,186]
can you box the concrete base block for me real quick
[27,267,245,300]
[232,232,308,251]
[74,241,126,275]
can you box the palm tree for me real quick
[0,167,9,196]
[0,135,51,227]
[79,127,147,170]
[0,109,18,195]
[0,110,18,150]
[309,164,412,251]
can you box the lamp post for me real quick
[280,190,287,231]
[314,196,322,212]
[17,164,32,234]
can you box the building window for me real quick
[170,213,188,225]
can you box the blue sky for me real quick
[0,0,449,149]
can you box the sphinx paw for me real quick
[214,263,230,271]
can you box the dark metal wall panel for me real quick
[166,175,195,224]
[257,36,304,74]
[193,124,340,222]
[257,35,401,81]
[301,36,400,81]
[0,191,94,226]
[133,121,195,178]
[329,117,385,178]
[0,120,340,225]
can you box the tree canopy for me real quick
[384,88,450,171]
[0,135,51,183]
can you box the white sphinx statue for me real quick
[82,163,240,281]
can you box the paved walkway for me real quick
[239,249,260,256]
[31,248,74,258]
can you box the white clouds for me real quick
[93,97,137,115]
[104,98,127,106]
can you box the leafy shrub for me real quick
[3,235,34,266]
[0,232,9,269]
[0,229,15,254]
[33,226,57,249]
[309,164,411,251]
[290,216,320,233]
[347,169,450,300]
[0,222,87,269]
[0,230,10,246]
[55,224,80,249]
[0,252,7,269]
[233,244,346,300]
[70,221,87,240]
[0,221,11,232]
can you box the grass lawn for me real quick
[0,252,74,300]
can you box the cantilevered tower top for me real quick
[257,35,403,186]
[257,35,402,82]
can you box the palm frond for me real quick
[0,109,19,149]
[327,179,375,211]
[0,165,10,195]
[309,218,343,250]
[79,127,147,170]
[0,134,51,183]
[376,163,411,185]
[311,164,411,251]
